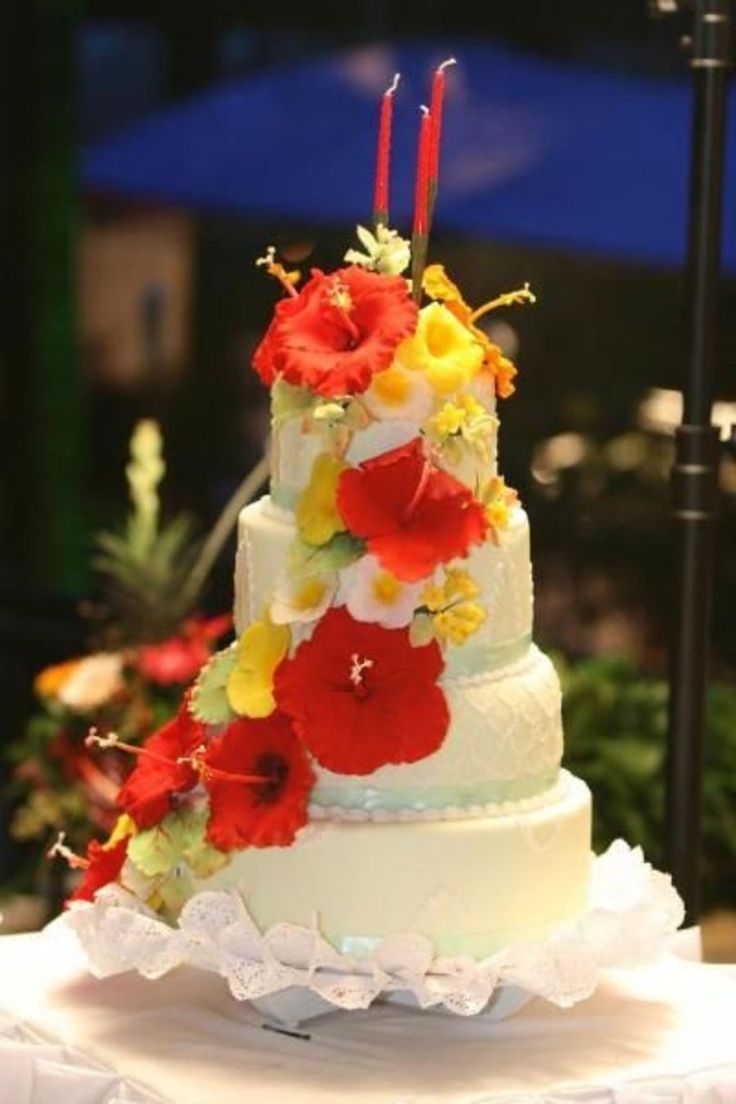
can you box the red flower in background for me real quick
[337,438,488,582]
[274,607,449,776]
[116,697,204,830]
[202,712,314,851]
[253,266,417,397]
[65,836,130,906]
[137,614,232,686]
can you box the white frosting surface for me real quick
[200,771,591,958]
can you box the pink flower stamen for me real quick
[47,831,89,870]
[86,728,180,770]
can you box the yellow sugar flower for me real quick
[421,264,532,400]
[296,452,349,547]
[433,602,487,646]
[396,302,484,396]
[106,814,137,848]
[430,401,466,437]
[226,619,290,718]
[481,476,519,541]
[420,567,486,647]
[420,581,447,613]
[444,567,481,602]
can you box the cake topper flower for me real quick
[201,713,314,850]
[253,266,418,398]
[395,301,485,396]
[344,224,411,277]
[337,438,488,582]
[422,265,534,399]
[274,606,449,775]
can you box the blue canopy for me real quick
[82,40,736,270]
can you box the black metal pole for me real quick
[655,0,732,925]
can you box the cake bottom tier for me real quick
[200,771,592,959]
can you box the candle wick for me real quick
[437,57,457,73]
[386,72,400,96]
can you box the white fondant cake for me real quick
[202,771,591,958]
[65,243,594,963]
[62,82,683,1019]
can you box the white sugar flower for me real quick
[344,224,411,276]
[339,555,423,629]
[362,363,435,423]
[57,653,124,712]
[270,572,337,625]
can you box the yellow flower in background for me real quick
[396,302,484,396]
[296,452,349,547]
[34,659,82,699]
[226,619,290,718]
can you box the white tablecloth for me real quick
[0,920,735,1104]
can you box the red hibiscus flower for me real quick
[116,698,204,830]
[253,266,417,397]
[337,438,488,582]
[274,607,449,775]
[66,836,130,906]
[137,614,233,686]
[202,712,314,851]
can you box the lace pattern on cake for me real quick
[314,646,563,805]
[65,841,684,1017]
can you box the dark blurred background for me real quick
[1,2,735,927]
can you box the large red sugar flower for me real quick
[116,697,205,830]
[137,614,232,687]
[274,607,449,776]
[253,266,417,397]
[202,712,315,850]
[337,438,488,582]
[66,836,130,906]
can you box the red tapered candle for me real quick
[412,105,433,237]
[428,57,456,219]
[373,73,400,227]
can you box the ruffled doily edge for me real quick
[62,840,685,1017]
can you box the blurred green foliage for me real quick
[560,654,736,908]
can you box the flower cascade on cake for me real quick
[49,59,539,912]
[52,65,684,1023]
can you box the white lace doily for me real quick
[64,841,684,1018]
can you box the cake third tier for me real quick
[234,493,562,812]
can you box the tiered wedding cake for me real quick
[61,67,681,1015]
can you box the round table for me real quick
[0,920,734,1104]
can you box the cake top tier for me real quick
[253,239,533,509]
